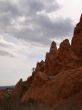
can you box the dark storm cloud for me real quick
[0,50,14,57]
[0,0,74,46]
[8,14,73,45]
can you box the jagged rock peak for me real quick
[73,14,82,35]
[58,39,77,63]
[34,60,45,73]
[59,39,70,49]
[16,78,23,86]
[80,14,82,24]
[50,41,56,49]
[58,39,71,56]
[50,41,57,54]
[71,14,82,57]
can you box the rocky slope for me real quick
[2,14,81,109]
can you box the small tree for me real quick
[32,67,35,72]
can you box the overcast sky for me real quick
[0,0,82,86]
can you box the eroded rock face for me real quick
[45,39,78,76]
[58,39,78,64]
[13,79,23,98]
[22,67,82,105]
[13,76,32,98]
[50,41,57,54]
[35,60,45,73]
[2,14,81,108]
[71,14,82,57]
[45,41,58,75]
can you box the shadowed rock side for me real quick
[72,14,82,58]
[0,15,82,110]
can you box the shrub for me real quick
[27,98,37,107]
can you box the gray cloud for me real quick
[0,1,19,16]
[0,0,74,46]
[0,50,14,57]
[0,42,14,48]
[19,0,61,15]
[8,15,73,45]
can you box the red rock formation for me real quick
[0,14,81,109]
[22,67,82,105]
[58,39,78,64]
[34,60,45,73]
[13,76,32,98]
[45,39,78,76]
[45,41,58,75]
[71,14,82,58]
[21,15,82,107]
[50,41,57,54]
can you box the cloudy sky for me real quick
[0,0,82,86]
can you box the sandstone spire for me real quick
[50,41,57,54]
[80,14,82,25]
[71,14,82,57]
[58,39,77,63]
[45,41,58,75]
